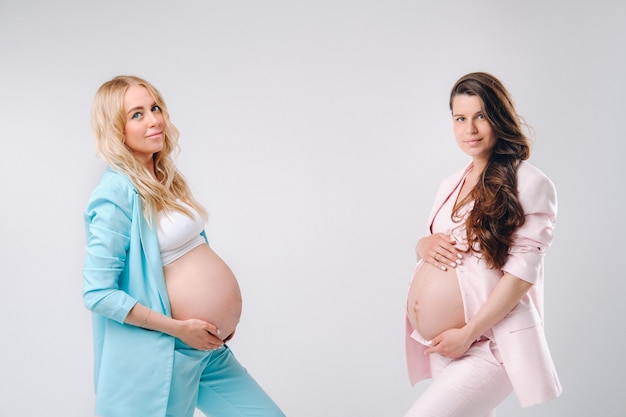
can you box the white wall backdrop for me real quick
[1,1,624,416]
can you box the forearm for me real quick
[125,303,183,338]
[464,273,533,341]
[126,303,223,350]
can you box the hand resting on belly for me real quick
[164,243,243,340]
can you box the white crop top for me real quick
[157,202,206,266]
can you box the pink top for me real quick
[430,168,472,252]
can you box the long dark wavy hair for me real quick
[450,72,531,269]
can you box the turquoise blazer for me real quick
[83,168,176,417]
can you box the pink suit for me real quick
[405,161,562,409]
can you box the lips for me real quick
[146,131,163,139]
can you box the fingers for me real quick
[203,321,221,336]
[425,337,453,358]
[429,251,457,271]
[205,328,221,339]
[206,328,224,345]
[429,235,463,270]
[188,335,222,352]
[430,251,447,271]
[424,339,440,355]
[430,250,458,271]
[202,333,224,351]
[179,319,226,351]
[435,236,462,258]
[204,341,223,351]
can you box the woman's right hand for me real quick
[416,233,463,271]
[176,318,224,351]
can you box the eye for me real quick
[455,116,465,122]
[131,111,142,120]
[477,114,485,120]
[151,105,161,112]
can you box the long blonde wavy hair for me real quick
[91,75,207,224]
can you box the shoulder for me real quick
[517,160,551,182]
[516,161,557,214]
[516,161,556,196]
[90,168,137,199]
[86,168,138,215]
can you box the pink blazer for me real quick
[405,161,562,408]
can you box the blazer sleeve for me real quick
[83,175,138,323]
[502,163,558,284]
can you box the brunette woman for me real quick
[404,72,562,416]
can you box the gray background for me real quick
[1,1,624,416]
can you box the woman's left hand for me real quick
[424,327,473,359]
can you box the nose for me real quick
[466,120,477,135]
[146,112,160,127]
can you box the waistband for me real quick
[409,328,432,346]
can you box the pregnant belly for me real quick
[164,243,242,340]
[406,261,466,341]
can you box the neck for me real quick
[136,155,156,179]
[471,157,488,175]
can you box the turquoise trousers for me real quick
[166,340,285,417]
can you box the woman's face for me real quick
[451,94,497,166]
[123,84,165,168]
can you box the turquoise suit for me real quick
[83,168,285,417]
[83,168,178,416]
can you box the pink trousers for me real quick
[404,339,513,417]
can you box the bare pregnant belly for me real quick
[406,261,466,341]
[164,243,242,340]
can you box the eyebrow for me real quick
[126,102,158,116]
[126,106,144,115]
[452,111,483,117]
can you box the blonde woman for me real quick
[83,75,284,417]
